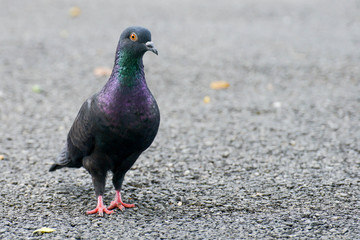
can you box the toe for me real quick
[119,204,125,211]
[121,202,135,208]
[108,202,125,211]
[104,208,113,215]
[98,209,104,217]
[108,201,117,210]
[87,208,98,215]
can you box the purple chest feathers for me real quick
[97,82,160,136]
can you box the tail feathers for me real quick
[49,145,70,172]
[49,163,64,172]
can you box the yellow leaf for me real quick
[0,155,4,160]
[69,6,81,17]
[203,96,211,103]
[94,67,112,77]
[33,227,56,234]
[210,81,230,89]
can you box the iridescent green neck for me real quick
[113,50,145,87]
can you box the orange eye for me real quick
[129,32,138,42]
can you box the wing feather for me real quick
[55,97,95,167]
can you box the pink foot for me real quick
[86,195,114,216]
[108,190,135,211]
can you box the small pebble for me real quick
[273,101,282,108]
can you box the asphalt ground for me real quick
[0,0,359,239]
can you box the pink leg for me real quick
[108,190,135,211]
[86,195,114,216]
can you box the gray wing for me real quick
[56,97,95,167]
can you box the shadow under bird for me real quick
[49,26,160,216]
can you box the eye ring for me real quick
[129,32,138,42]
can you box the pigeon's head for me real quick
[118,26,158,58]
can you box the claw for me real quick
[108,190,135,211]
[86,195,113,216]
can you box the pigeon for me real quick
[49,26,160,216]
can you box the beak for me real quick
[145,41,158,55]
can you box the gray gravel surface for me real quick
[1,0,359,239]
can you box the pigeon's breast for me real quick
[96,88,160,154]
